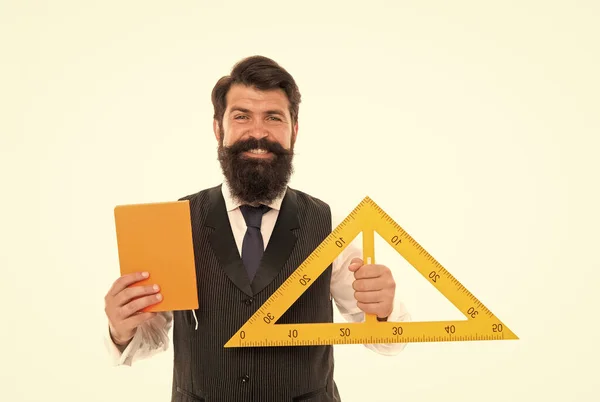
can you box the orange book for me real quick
[114,200,198,312]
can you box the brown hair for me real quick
[211,55,301,131]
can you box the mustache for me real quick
[225,137,292,156]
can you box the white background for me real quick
[1,1,599,401]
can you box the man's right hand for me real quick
[104,271,162,347]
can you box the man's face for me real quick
[214,84,298,205]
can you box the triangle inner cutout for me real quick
[371,230,467,323]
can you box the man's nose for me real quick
[247,119,269,139]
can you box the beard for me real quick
[217,136,295,205]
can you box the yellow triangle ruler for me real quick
[224,196,518,348]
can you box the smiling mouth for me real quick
[242,148,273,158]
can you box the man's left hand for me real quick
[349,257,395,320]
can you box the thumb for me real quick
[348,257,363,272]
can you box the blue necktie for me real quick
[239,204,270,281]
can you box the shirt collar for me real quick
[221,180,286,212]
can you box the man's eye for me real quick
[234,115,248,119]
[268,116,281,121]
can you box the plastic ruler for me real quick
[224,196,518,348]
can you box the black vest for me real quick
[170,185,342,402]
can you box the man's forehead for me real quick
[226,84,290,112]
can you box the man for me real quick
[104,55,411,401]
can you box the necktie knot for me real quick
[240,204,270,229]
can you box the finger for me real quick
[107,271,150,297]
[353,264,386,279]
[356,301,384,315]
[348,257,363,272]
[348,262,362,272]
[119,293,163,320]
[122,311,158,330]
[114,284,160,308]
[352,277,384,292]
[354,289,383,304]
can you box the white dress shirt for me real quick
[105,182,411,366]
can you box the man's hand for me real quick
[349,258,395,320]
[104,272,162,346]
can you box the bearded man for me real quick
[104,55,411,402]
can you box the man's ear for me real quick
[292,121,299,144]
[213,119,221,142]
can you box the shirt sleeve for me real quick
[329,212,412,356]
[104,311,173,366]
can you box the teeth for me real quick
[249,149,267,154]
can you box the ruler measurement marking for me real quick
[236,332,507,347]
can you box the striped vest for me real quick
[170,185,342,401]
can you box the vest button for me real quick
[244,298,254,305]
[240,375,250,383]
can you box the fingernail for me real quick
[153,284,159,291]
[142,272,149,278]
[156,294,162,300]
